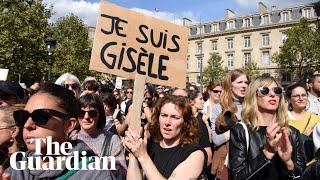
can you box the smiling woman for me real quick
[123,95,206,179]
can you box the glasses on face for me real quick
[126,91,133,94]
[79,109,98,119]
[211,90,222,93]
[257,86,283,96]
[64,83,79,90]
[13,109,70,126]
[291,94,308,99]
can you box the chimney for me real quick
[226,9,235,19]
[183,18,192,26]
[271,5,276,11]
[259,2,267,14]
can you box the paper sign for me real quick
[90,2,188,88]
[115,77,123,89]
[0,68,9,81]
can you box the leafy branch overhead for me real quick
[272,18,320,78]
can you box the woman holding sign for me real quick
[123,95,206,179]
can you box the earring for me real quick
[10,137,14,142]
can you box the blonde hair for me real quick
[0,104,25,129]
[241,76,288,131]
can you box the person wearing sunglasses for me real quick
[120,87,133,116]
[76,93,127,179]
[55,72,81,98]
[0,81,25,109]
[203,81,222,123]
[3,83,115,179]
[286,83,320,162]
[229,75,306,180]
[210,69,249,179]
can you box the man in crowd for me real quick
[120,87,133,115]
[307,72,320,115]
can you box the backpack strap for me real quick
[225,122,249,168]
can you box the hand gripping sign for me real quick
[90,2,188,132]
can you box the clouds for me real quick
[43,0,195,27]
[44,0,99,26]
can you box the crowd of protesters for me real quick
[1,70,320,179]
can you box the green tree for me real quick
[50,14,100,81]
[0,1,51,85]
[242,62,260,81]
[203,53,227,85]
[272,18,319,78]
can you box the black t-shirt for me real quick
[197,113,211,148]
[147,142,204,178]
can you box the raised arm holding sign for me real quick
[89,1,188,133]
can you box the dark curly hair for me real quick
[148,95,199,146]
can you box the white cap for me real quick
[313,122,320,151]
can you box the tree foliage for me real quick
[272,18,320,78]
[242,62,260,81]
[50,14,100,81]
[0,0,51,85]
[203,53,227,85]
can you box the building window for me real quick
[197,57,202,69]
[212,24,218,32]
[262,15,269,25]
[244,18,250,27]
[227,21,235,30]
[262,51,270,65]
[197,75,201,84]
[227,54,234,67]
[282,73,292,82]
[303,8,311,18]
[244,53,251,65]
[262,34,269,46]
[227,38,233,49]
[282,12,289,22]
[212,41,218,50]
[281,32,287,44]
[197,43,202,54]
[244,36,251,47]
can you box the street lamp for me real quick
[45,37,57,82]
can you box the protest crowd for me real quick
[0,70,320,180]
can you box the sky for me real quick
[43,0,316,27]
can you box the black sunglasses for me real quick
[64,83,79,90]
[257,86,283,96]
[13,109,70,126]
[126,91,133,94]
[211,90,222,93]
[79,109,98,119]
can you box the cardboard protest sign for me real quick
[115,77,123,89]
[90,2,188,88]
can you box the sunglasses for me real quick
[126,91,133,94]
[257,86,283,96]
[211,90,222,93]
[13,109,70,126]
[79,109,98,119]
[64,83,79,90]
